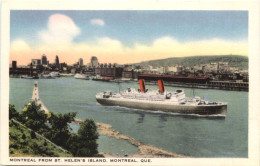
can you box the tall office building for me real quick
[31,59,41,66]
[12,61,17,69]
[55,55,59,66]
[79,58,83,66]
[91,56,98,67]
[31,59,41,69]
[41,54,47,65]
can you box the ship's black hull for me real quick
[96,98,227,115]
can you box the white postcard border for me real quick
[1,0,260,166]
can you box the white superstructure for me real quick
[96,88,227,115]
[74,74,90,80]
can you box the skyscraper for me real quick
[41,54,47,65]
[91,56,98,67]
[55,55,59,66]
[12,61,17,69]
[79,58,83,66]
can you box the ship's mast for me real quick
[116,80,121,93]
[192,84,195,97]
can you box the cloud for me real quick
[125,37,248,63]
[67,36,248,64]
[10,40,36,65]
[90,19,105,26]
[10,40,31,51]
[97,37,122,48]
[39,14,80,45]
[10,36,248,66]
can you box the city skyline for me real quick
[10,10,248,65]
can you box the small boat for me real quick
[92,75,113,82]
[21,75,39,79]
[40,74,55,79]
[49,72,60,77]
[96,79,227,116]
[60,73,74,77]
[74,74,90,80]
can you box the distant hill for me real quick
[133,55,248,70]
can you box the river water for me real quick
[9,77,248,157]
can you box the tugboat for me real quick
[92,75,113,82]
[96,79,227,115]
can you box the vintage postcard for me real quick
[1,0,259,165]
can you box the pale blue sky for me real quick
[9,10,248,65]
[11,10,248,47]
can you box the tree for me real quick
[22,134,26,140]
[67,134,81,156]
[9,104,20,120]
[30,131,36,139]
[75,119,99,157]
[46,112,76,149]
[20,101,48,133]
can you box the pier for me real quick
[143,80,248,91]
[32,82,50,115]
[31,81,83,122]
[138,74,248,91]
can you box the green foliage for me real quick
[48,112,76,130]
[10,148,14,154]
[78,119,99,141]
[135,55,248,70]
[9,104,20,120]
[30,131,36,139]
[22,134,26,140]
[22,149,29,153]
[9,120,72,157]
[20,101,48,133]
[67,134,80,156]
[70,119,99,157]
[77,148,92,157]
[9,103,100,157]
[45,112,76,149]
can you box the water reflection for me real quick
[158,115,167,128]
[108,106,226,131]
[137,113,145,124]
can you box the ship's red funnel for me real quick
[138,79,146,93]
[157,79,165,93]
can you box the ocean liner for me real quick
[96,78,227,115]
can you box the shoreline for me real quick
[74,119,186,157]
[10,76,248,92]
[96,122,187,158]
